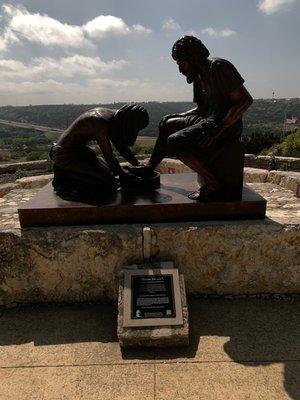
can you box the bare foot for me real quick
[188,184,222,201]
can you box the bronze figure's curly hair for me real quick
[113,103,149,146]
[172,35,210,62]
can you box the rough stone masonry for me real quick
[0,178,299,306]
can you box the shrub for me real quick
[14,167,27,179]
[0,150,11,161]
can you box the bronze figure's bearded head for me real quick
[172,35,210,83]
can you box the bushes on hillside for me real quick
[262,130,300,158]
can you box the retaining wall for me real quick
[0,162,299,306]
[0,218,299,306]
[1,154,299,175]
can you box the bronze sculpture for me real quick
[140,35,253,200]
[50,103,156,202]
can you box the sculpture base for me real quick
[18,173,266,227]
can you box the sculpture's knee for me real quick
[167,133,187,156]
[159,118,180,139]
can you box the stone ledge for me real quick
[16,174,53,189]
[244,154,300,172]
[268,170,300,194]
[0,225,143,305]
[0,183,19,197]
[0,182,299,305]
[0,160,49,174]
[149,220,299,296]
[243,168,269,183]
[156,159,300,195]
[0,218,298,306]
[1,160,299,197]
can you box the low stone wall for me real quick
[0,225,143,305]
[1,164,299,199]
[0,219,299,306]
[150,221,299,295]
[0,182,299,305]
[156,159,300,195]
[0,160,49,174]
[15,174,53,189]
[244,154,300,172]
[0,154,299,176]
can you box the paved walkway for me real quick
[0,298,299,399]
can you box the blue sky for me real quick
[0,0,299,105]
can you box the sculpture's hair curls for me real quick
[113,103,149,146]
[172,35,210,62]
[116,103,149,130]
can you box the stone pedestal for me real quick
[18,173,266,228]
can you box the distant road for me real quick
[0,119,155,141]
[0,119,63,134]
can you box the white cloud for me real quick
[0,78,137,94]
[132,24,152,34]
[162,17,181,31]
[89,78,137,88]
[83,15,151,38]
[201,27,237,38]
[83,15,130,38]
[0,77,141,105]
[0,38,7,52]
[3,4,86,47]
[258,0,295,14]
[0,55,128,80]
[0,4,152,50]
[185,29,198,37]
[0,27,19,52]
[0,79,70,95]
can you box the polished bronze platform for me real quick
[18,173,266,227]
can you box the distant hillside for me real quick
[244,98,300,125]
[0,98,299,137]
[0,102,188,137]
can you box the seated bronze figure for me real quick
[141,35,253,201]
[50,103,154,202]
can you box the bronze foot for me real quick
[188,184,223,201]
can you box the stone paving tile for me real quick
[0,188,40,230]
[0,304,154,367]
[155,362,299,400]
[124,298,300,363]
[247,183,300,224]
[0,364,155,400]
[0,299,299,368]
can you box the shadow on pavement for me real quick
[0,303,118,346]
[191,298,300,400]
[0,298,299,398]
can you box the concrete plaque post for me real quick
[118,265,189,347]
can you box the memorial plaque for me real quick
[123,269,183,328]
[131,275,175,319]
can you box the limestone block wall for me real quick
[0,160,49,174]
[0,225,143,305]
[149,221,299,295]
[155,159,300,195]
[244,154,300,172]
[0,166,299,306]
[0,219,299,306]
[0,154,299,176]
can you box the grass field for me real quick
[136,136,156,146]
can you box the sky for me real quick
[0,0,299,105]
